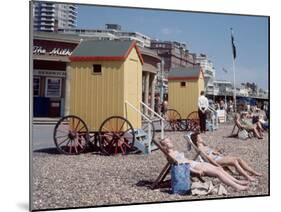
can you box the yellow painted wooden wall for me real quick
[168,72,205,118]
[123,48,142,129]
[69,61,125,131]
[69,48,142,131]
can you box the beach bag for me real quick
[171,163,191,195]
[238,129,248,140]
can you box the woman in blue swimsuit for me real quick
[190,132,262,182]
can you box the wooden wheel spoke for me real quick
[108,140,116,153]
[122,140,132,148]
[120,144,126,154]
[58,137,70,146]
[70,118,74,131]
[99,116,135,155]
[56,128,69,134]
[101,131,114,138]
[74,119,81,131]
[60,122,71,128]
[77,125,86,133]
[109,120,114,132]
[74,138,79,153]
[55,134,69,139]
[102,126,115,135]
[119,128,131,137]
[119,120,126,132]
[68,140,73,154]
[77,138,84,149]
[122,134,133,139]
[54,115,89,155]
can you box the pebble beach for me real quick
[32,122,269,210]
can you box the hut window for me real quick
[92,64,102,74]
[180,82,186,87]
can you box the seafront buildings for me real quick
[58,24,152,47]
[33,2,77,32]
[194,53,216,97]
[31,3,267,117]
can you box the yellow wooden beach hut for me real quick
[168,66,205,118]
[68,40,144,131]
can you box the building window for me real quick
[180,82,186,87]
[33,77,40,97]
[45,77,62,97]
[92,64,102,74]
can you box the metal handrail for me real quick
[125,101,151,123]
[140,101,165,139]
[140,101,165,122]
[125,100,152,144]
[207,106,219,129]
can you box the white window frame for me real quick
[33,77,40,97]
[45,77,62,98]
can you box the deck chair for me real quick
[184,132,234,174]
[151,138,204,190]
[184,132,213,164]
[230,114,253,139]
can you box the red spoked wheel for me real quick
[53,115,90,155]
[164,109,183,131]
[98,116,135,156]
[186,111,200,132]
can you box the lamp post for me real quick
[160,58,165,102]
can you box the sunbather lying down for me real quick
[190,132,262,182]
[160,138,249,191]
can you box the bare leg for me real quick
[216,157,255,181]
[256,122,264,132]
[252,127,262,139]
[238,159,262,176]
[195,163,248,191]
[233,161,256,181]
[219,168,249,185]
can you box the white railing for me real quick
[124,101,152,142]
[207,106,219,129]
[140,101,165,139]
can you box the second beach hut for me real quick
[168,66,205,118]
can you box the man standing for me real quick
[198,91,209,133]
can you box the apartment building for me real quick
[33,2,77,32]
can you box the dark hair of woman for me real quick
[190,132,200,146]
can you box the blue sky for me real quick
[76,5,269,90]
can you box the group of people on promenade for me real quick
[197,90,268,134]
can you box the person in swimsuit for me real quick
[190,132,262,182]
[160,138,249,191]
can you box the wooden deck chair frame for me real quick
[184,132,234,174]
[151,138,204,190]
